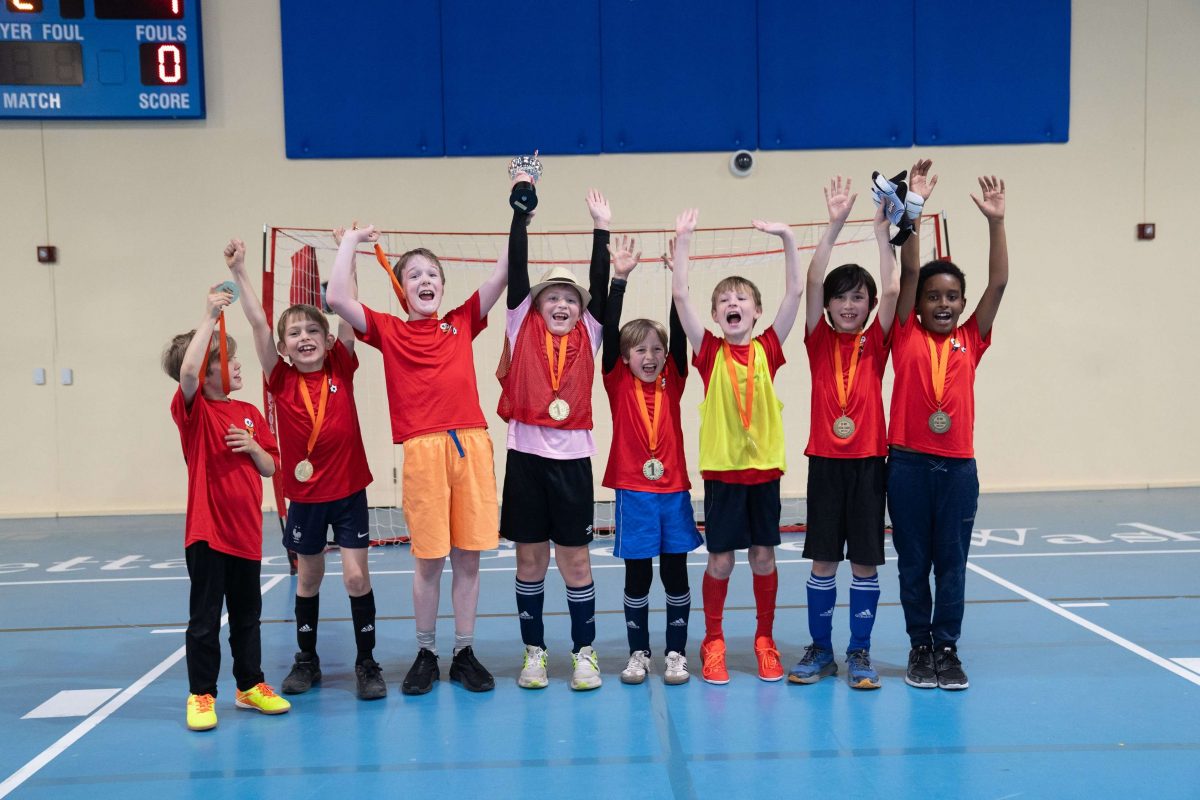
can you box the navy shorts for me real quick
[803,456,886,566]
[702,478,782,553]
[613,489,703,559]
[283,489,370,556]
[500,450,594,547]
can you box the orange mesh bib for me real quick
[497,312,594,429]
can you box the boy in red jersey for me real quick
[888,161,1008,691]
[498,188,612,692]
[788,179,898,690]
[224,238,384,700]
[326,185,512,696]
[670,209,804,684]
[164,283,290,731]
[602,238,703,686]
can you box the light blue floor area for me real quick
[1,488,1198,799]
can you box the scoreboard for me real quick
[0,0,204,119]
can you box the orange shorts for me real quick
[401,428,500,559]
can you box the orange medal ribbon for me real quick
[544,331,569,396]
[373,243,409,312]
[633,373,665,455]
[924,330,953,408]
[217,312,230,395]
[832,332,863,413]
[721,340,756,433]
[296,367,330,461]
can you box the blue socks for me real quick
[806,574,837,651]
[566,582,596,653]
[623,592,650,654]
[515,578,546,649]
[848,574,880,652]
[664,590,691,656]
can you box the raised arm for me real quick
[662,253,688,375]
[225,238,280,375]
[179,286,233,404]
[753,219,803,343]
[602,235,640,374]
[585,189,612,322]
[805,177,856,333]
[506,207,531,310]
[968,175,1008,338]
[873,202,900,336]
[669,209,706,352]
[326,225,378,334]
[330,227,359,355]
[897,159,938,324]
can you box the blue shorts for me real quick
[283,489,370,556]
[613,489,702,560]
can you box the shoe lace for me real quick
[702,642,725,671]
[799,644,823,666]
[525,646,546,668]
[193,694,214,713]
[624,652,646,672]
[757,641,781,669]
[252,683,279,698]
[665,652,686,672]
[847,650,872,671]
[937,648,962,669]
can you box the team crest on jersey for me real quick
[244,418,255,436]
[439,322,459,336]
[329,383,338,393]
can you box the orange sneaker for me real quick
[754,636,784,682]
[700,638,730,685]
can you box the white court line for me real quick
[0,574,287,799]
[966,562,1200,687]
[151,629,186,634]
[1171,658,1200,676]
[1059,602,1109,608]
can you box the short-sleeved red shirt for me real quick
[266,340,372,503]
[692,327,786,484]
[888,313,991,458]
[170,389,278,560]
[602,362,690,493]
[357,293,488,443]
[804,318,889,458]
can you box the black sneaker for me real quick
[449,646,495,692]
[401,648,440,695]
[355,658,387,700]
[934,645,969,690]
[281,651,321,695]
[905,645,937,689]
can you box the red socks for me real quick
[702,572,729,642]
[753,570,779,639]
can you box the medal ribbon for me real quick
[721,341,756,432]
[296,366,330,460]
[544,331,569,396]
[373,243,409,312]
[633,374,665,455]
[924,330,952,408]
[832,332,862,413]
[217,312,230,395]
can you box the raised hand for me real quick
[872,198,890,238]
[607,235,641,280]
[675,208,699,238]
[661,237,676,272]
[586,189,612,229]
[206,283,234,320]
[970,175,1006,221]
[342,224,380,244]
[908,158,938,203]
[752,219,793,238]
[824,176,856,225]
[224,238,246,272]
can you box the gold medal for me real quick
[928,410,952,434]
[642,458,665,481]
[745,431,759,456]
[294,459,314,482]
[833,415,856,439]
[548,397,570,421]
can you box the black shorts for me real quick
[803,456,886,566]
[500,450,594,547]
[702,478,781,553]
[283,489,370,556]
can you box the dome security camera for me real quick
[729,150,755,177]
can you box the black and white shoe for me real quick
[934,645,969,690]
[905,645,938,689]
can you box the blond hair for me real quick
[276,304,329,342]
[161,330,237,383]
[393,248,445,283]
[710,276,762,312]
[618,318,669,360]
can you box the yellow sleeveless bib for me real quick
[698,339,786,472]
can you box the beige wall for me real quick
[2,1,1197,517]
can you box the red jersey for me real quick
[266,340,372,503]
[602,362,690,493]
[692,327,786,484]
[357,293,489,443]
[170,388,279,561]
[804,318,889,458]
[888,313,991,458]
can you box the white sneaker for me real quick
[620,651,651,685]
[570,646,602,691]
[519,645,548,689]
[664,651,690,685]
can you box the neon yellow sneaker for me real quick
[187,693,217,731]
[235,683,291,715]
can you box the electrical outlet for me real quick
[37,246,57,263]
[1137,223,1156,240]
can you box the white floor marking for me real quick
[151,628,186,634]
[966,562,1200,687]
[1058,602,1110,608]
[0,574,287,799]
[1170,658,1200,676]
[22,690,121,720]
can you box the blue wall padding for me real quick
[914,0,1070,145]
[758,0,914,150]
[600,0,758,153]
[280,0,445,158]
[441,1,601,156]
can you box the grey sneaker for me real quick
[620,651,651,685]
[570,646,602,691]
[281,652,321,695]
[518,645,548,689]
[355,658,387,700]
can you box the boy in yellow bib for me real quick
[669,209,803,683]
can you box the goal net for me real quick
[263,214,946,544]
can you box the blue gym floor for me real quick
[1,488,1198,799]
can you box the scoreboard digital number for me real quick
[0,0,203,119]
